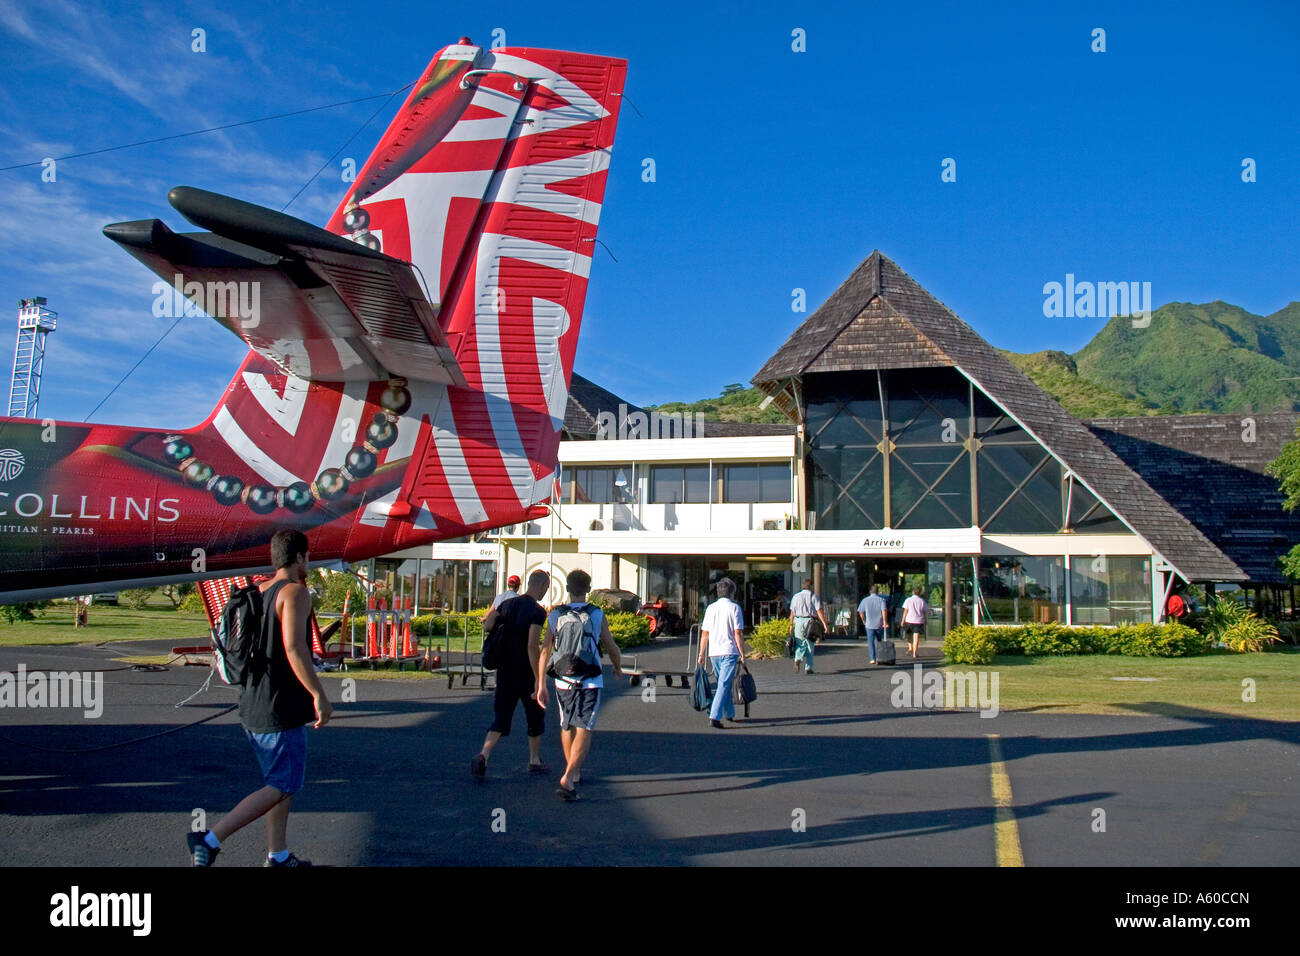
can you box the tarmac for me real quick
[1,633,1296,867]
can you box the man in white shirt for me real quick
[697,578,746,729]
[857,585,889,664]
[902,585,928,658]
[788,578,828,675]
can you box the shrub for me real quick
[1119,621,1211,657]
[747,618,790,659]
[120,588,156,609]
[1019,622,1090,655]
[0,601,48,624]
[178,591,206,615]
[411,609,486,639]
[606,611,650,648]
[1220,613,1282,653]
[941,621,1211,660]
[989,627,1025,655]
[1201,597,1248,642]
[943,625,997,665]
[317,571,367,613]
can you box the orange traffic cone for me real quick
[401,597,414,657]
[365,595,378,658]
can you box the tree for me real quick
[1265,420,1300,578]
[160,582,194,608]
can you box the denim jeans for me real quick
[710,654,739,720]
[865,628,883,661]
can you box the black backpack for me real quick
[547,603,602,679]
[481,604,509,671]
[213,584,269,686]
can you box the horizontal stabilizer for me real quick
[103,186,464,386]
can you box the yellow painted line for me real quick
[1198,795,1250,863]
[987,734,1024,867]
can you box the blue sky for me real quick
[1,0,1296,426]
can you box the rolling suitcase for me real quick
[875,639,896,665]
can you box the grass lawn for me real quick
[941,646,1300,721]
[0,603,211,646]
[113,653,458,680]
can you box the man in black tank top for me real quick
[187,529,333,867]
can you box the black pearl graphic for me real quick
[358,234,381,252]
[208,474,244,506]
[366,414,397,449]
[343,206,369,232]
[163,436,193,465]
[312,468,348,501]
[181,458,215,487]
[343,446,377,481]
[244,484,278,514]
[282,481,315,513]
[380,384,412,417]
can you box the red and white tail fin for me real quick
[205,42,625,548]
[331,42,626,533]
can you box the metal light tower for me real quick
[9,297,56,419]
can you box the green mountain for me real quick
[1000,350,1158,418]
[647,386,787,424]
[1072,301,1300,414]
[652,301,1300,422]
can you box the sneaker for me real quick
[710,719,726,729]
[187,831,219,867]
[471,753,486,781]
[266,852,313,867]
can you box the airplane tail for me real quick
[0,39,625,600]
[201,41,626,547]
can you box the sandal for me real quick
[557,785,581,801]
[528,762,550,774]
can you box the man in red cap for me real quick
[493,574,522,610]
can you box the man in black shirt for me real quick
[187,529,333,867]
[471,569,550,779]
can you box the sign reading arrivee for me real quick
[430,543,498,561]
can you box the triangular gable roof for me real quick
[753,251,1245,582]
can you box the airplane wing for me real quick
[102,186,465,386]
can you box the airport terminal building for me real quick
[371,252,1299,634]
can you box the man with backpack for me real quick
[471,570,550,780]
[536,569,622,801]
[187,529,332,867]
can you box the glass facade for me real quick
[890,368,972,529]
[977,556,1066,624]
[561,465,635,504]
[722,463,791,503]
[650,464,710,503]
[805,368,1124,534]
[806,372,886,529]
[1070,555,1152,625]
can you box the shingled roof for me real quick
[753,251,1247,582]
[1088,413,1300,584]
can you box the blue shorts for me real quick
[556,687,601,732]
[245,726,308,795]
